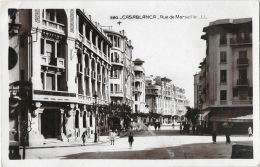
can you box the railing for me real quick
[92,71,96,80]
[103,77,106,84]
[230,36,252,45]
[93,45,98,53]
[220,100,227,105]
[55,57,65,68]
[77,63,83,74]
[232,100,252,105]
[237,58,249,66]
[42,19,65,34]
[41,55,49,65]
[237,79,248,86]
[97,74,101,82]
[85,67,90,77]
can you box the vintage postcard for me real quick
[1,0,259,167]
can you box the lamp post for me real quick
[93,91,98,143]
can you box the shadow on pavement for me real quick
[55,140,253,159]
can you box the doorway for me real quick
[41,109,61,138]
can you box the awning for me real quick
[209,109,253,122]
[202,110,211,118]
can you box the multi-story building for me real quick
[8,9,113,155]
[145,75,187,124]
[145,75,162,122]
[193,72,201,110]
[104,29,134,108]
[198,18,253,133]
[133,58,146,113]
[173,86,187,123]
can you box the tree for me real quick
[184,106,199,125]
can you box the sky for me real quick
[81,1,257,107]
[3,1,258,108]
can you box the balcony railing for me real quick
[232,100,253,105]
[85,67,90,77]
[237,79,248,86]
[220,100,227,105]
[41,55,65,68]
[55,57,65,68]
[42,19,65,35]
[230,37,252,45]
[77,63,83,74]
[103,77,106,84]
[97,74,101,82]
[237,58,249,66]
[92,71,96,80]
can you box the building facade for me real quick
[198,18,253,133]
[8,8,113,153]
[104,29,134,108]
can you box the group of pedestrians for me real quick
[212,126,253,144]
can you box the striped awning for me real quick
[209,109,252,122]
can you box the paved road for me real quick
[24,125,253,159]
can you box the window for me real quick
[220,90,227,100]
[110,84,113,92]
[233,88,238,97]
[220,51,227,63]
[46,74,55,90]
[239,51,247,59]
[248,87,253,97]
[41,38,44,55]
[220,33,227,45]
[220,70,227,83]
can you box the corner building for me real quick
[199,18,253,133]
[8,9,112,149]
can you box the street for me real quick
[23,125,253,159]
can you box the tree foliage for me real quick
[185,106,199,125]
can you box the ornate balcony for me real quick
[237,58,249,66]
[42,19,65,35]
[85,67,90,77]
[230,36,252,47]
[77,63,83,75]
[92,71,96,80]
[237,79,248,87]
[41,56,65,69]
[97,74,101,82]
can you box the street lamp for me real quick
[93,91,98,143]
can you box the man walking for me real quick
[128,132,134,149]
[109,130,116,145]
[81,132,86,146]
[212,128,217,144]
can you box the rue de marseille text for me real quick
[110,15,207,20]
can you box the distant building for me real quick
[104,29,134,108]
[145,75,187,124]
[133,58,146,113]
[197,18,253,133]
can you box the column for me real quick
[89,55,93,97]
[100,64,103,100]
[38,109,44,134]
[31,28,43,90]
[106,44,108,58]
[82,54,86,95]
[54,41,57,58]
[83,24,86,37]
[89,29,93,44]
[96,35,99,48]
[55,73,58,91]
[43,71,47,90]
[95,59,98,93]
[101,40,104,54]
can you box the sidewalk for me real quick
[24,133,128,149]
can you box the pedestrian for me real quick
[192,125,195,135]
[225,129,231,144]
[212,128,217,144]
[128,132,134,149]
[154,123,157,131]
[110,130,115,145]
[158,123,161,131]
[81,132,86,146]
[248,126,253,137]
[180,125,182,134]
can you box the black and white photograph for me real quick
[1,1,259,167]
